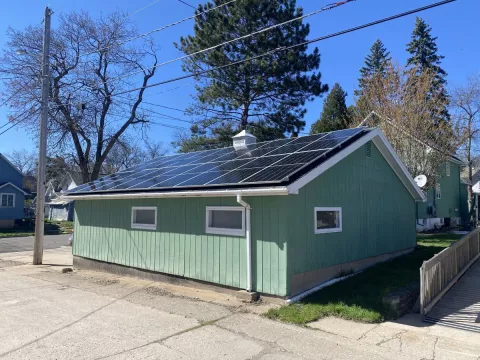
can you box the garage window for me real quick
[0,194,15,208]
[131,206,157,230]
[314,207,342,234]
[206,206,245,236]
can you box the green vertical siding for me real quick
[73,140,418,297]
[417,161,462,220]
[73,196,288,296]
[286,142,416,294]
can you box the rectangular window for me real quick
[436,184,441,200]
[314,207,342,234]
[0,194,15,208]
[131,206,157,230]
[206,206,245,236]
[446,162,450,177]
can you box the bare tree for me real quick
[451,73,480,224]
[5,149,37,175]
[102,137,167,174]
[0,11,159,183]
[357,63,456,188]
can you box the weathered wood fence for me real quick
[420,229,480,315]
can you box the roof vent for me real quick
[232,130,256,150]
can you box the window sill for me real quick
[131,224,157,231]
[315,228,342,234]
[206,227,245,237]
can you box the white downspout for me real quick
[237,194,252,292]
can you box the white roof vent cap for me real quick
[233,130,256,150]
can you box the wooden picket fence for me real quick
[420,229,480,315]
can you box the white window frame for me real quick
[131,206,157,230]
[314,207,342,234]
[0,193,15,208]
[205,206,245,236]
[446,162,451,177]
[436,184,441,200]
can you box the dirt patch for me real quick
[0,259,23,268]
[144,286,173,297]
[93,279,120,286]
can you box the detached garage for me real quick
[65,128,425,298]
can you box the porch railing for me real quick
[420,228,480,315]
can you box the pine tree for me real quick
[355,39,391,96]
[175,0,328,152]
[310,84,352,134]
[406,17,449,121]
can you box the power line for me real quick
[80,0,237,58]
[177,0,196,9]
[125,0,163,19]
[111,0,456,97]
[0,106,40,136]
[107,0,355,84]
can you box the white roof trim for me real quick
[288,129,426,202]
[0,153,23,176]
[0,182,28,195]
[62,186,289,200]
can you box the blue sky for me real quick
[0,0,477,155]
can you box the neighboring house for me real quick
[65,128,424,299]
[0,153,27,228]
[44,173,81,221]
[358,112,467,231]
[416,157,467,231]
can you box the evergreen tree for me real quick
[310,84,352,134]
[406,17,449,121]
[355,39,391,97]
[175,0,328,152]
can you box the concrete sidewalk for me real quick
[0,261,479,360]
[0,240,479,360]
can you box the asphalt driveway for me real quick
[0,234,70,253]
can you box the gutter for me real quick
[237,194,252,292]
[61,186,289,201]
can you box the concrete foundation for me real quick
[74,256,262,302]
[416,217,462,232]
[0,219,15,229]
[290,247,414,297]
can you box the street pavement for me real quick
[0,234,70,253]
[0,236,479,360]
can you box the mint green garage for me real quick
[66,128,425,298]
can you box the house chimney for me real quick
[232,130,256,150]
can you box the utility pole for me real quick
[33,7,52,265]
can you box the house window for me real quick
[436,184,441,200]
[446,162,450,177]
[0,194,15,208]
[314,207,342,234]
[206,206,245,236]
[131,206,157,230]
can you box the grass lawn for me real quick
[0,220,74,238]
[265,233,462,325]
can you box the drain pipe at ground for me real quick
[237,194,252,292]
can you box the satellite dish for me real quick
[414,175,427,188]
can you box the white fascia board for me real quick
[61,186,289,201]
[288,129,426,202]
[0,182,28,195]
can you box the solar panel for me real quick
[68,127,369,194]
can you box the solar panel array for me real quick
[68,128,368,194]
